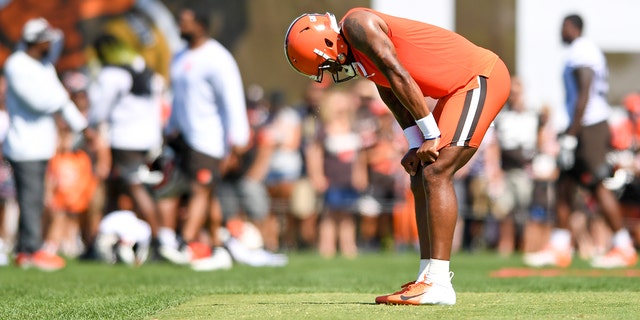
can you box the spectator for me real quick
[165,7,248,271]
[94,192,152,266]
[353,79,406,251]
[217,85,288,266]
[0,73,15,267]
[285,80,331,251]
[524,105,559,254]
[623,93,640,150]
[306,89,367,259]
[89,34,164,250]
[61,71,111,260]
[491,76,541,256]
[43,115,98,259]
[524,14,637,268]
[620,93,640,245]
[3,18,93,270]
[455,128,500,252]
[263,90,303,251]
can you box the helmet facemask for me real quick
[318,59,357,83]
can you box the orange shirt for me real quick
[48,150,98,214]
[342,8,498,99]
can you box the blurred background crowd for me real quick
[0,0,639,271]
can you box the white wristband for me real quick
[415,113,441,140]
[403,125,425,149]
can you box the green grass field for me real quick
[1,251,639,320]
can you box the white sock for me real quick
[611,229,633,250]
[416,259,430,282]
[426,259,450,283]
[158,227,178,249]
[550,228,572,249]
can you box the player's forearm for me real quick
[376,85,415,129]
[391,81,431,120]
[567,98,587,135]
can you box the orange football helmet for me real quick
[284,13,356,83]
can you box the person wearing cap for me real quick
[3,18,94,271]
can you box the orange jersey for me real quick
[342,8,498,99]
[48,150,98,214]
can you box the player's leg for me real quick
[180,147,219,263]
[384,58,509,306]
[423,146,477,261]
[381,149,475,306]
[411,169,431,270]
[579,121,638,268]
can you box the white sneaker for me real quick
[226,238,288,267]
[191,247,233,271]
[0,240,8,266]
[419,281,456,305]
[0,252,8,266]
[523,245,573,268]
[158,244,190,265]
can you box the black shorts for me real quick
[111,149,148,184]
[564,121,612,186]
[180,142,221,188]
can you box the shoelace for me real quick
[401,281,434,296]
[390,281,417,295]
[394,271,456,296]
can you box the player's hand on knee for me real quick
[401,148,421,176]
[416,138,440,165]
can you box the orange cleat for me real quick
[591,247,638,269]
[385,277,456,305]
[187,242,212,261]
[375,281,415,304]
[31,250,66,271]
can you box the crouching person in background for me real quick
[95,192,151,266]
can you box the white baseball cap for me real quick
[22,18,60,44]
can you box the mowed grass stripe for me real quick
[151,292,640,320]
[0,252,638,319]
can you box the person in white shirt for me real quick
[0,73,14,267]
[3,18,93,270]
[524,14,637,269]
[164,7,249,270]
[90,34,164,244]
